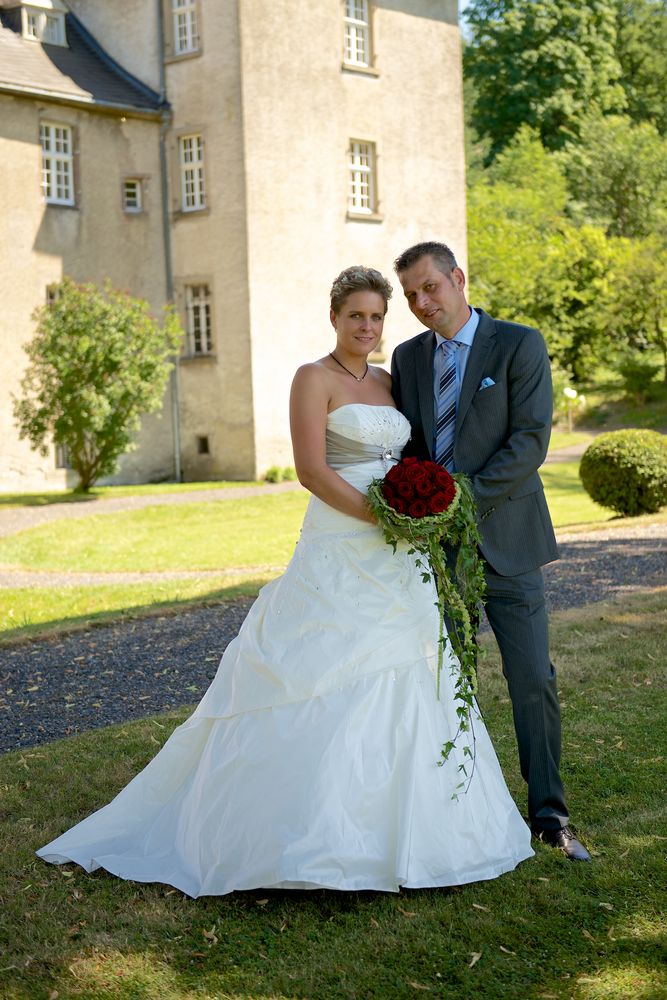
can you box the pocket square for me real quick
[478,377,496,391]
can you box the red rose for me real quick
[435,467,454,489]
[404,465,427,486]
[413,478,433,498]
[397,480,416,499]
[408,499,429,518]
[382,484,397,505]
[386,462,407,484]
[427,491,453,514]
[402,457,418,466]
[391,496,408,514]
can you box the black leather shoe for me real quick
[532,825,591,861]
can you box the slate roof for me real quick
[0,8,165,116]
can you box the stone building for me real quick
[0,0,466,489]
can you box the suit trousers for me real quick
[482,565,568,831]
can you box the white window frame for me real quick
[344,0,371,67]
[185,284,212,355]
[348,140,376,215]
[40,122,74,206]
[22,6,66,45]
[179,134,206,212]
[172,0,199,55]
[55,442,71,469]
[123,178,143,213]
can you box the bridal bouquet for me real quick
[367,457,486,774]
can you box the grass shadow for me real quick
[0,578,269,646]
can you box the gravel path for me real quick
[1,521,665,754]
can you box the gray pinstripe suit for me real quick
[391,308,569,831]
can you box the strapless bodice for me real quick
[326,404,411,469]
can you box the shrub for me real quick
[264,466,283,483]
[579,429,667,515]
[616,357,660,403]
[282,466,297,481]
[13,278,182,491]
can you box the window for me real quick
[40,122,74,206]
[179,134,206,211]
[185,284,212,355]
[22,6,66,45]
[196,435,210,455]
[173,0,199,55]
[123,179,143,213]
[344,0,370,67]
[55,443,71,469]
[348,140,376,215]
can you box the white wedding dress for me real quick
[37,404,533,896]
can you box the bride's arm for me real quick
[289,365,375,524]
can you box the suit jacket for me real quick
[391,308,559,576]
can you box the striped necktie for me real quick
[435,340,457,471]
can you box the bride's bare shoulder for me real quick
[292,358,333,388]
[370,365,392,390]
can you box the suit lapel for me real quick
[416,331,436,458]
[456,309,495,436]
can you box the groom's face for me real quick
[399,255,469,340]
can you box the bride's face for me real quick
[330,290,385,357]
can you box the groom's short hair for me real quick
[394,242,458,276]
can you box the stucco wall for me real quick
[1,0,467,488]
[0,94,172,490]
[238,0,467,476]
[66,0,161,94]
[167,0,255,481]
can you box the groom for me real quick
[391,241,590,861]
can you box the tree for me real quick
[558,114,667,237]
[467,127,568,329]
[466,128,625,379]
[534,225,623,380]
[614,0,667,134]
[14,278,183,491]
[464,0,625,160]
[606,235,667,380]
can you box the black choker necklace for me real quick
[329,352,369,382]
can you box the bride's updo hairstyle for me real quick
[330,266,393,316]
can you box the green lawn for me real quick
[0,493,309,573]
[578,380,667,433]
[1,461,664,643]
[1,589,664,1000]
[540,461,615,529]
[0,480,262,508]
[0,576,271,642]
[0,464,608,579]
[548,430,594,451]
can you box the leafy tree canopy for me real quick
[465,0,626,159]
[558,114,667,237]
[467,127,568,321]
[14,278,183,491]
[606,235,667,379]
[614,0,667,134]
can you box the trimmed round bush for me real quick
[579,429,667,516]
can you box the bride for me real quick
[37,266,533,897]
